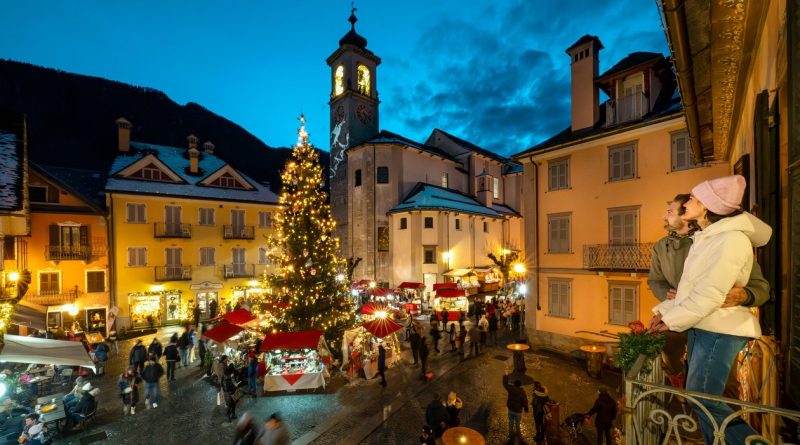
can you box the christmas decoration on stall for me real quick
[615,320,665,374]
[260,115,353,336]
[488,248,519,291]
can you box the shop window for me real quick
[423,246,436,264]
[424,217,434,229]
[166,293,181,321]
[130,294,162,327]
[86,270,106,293]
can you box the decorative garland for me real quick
[615,321,665,375]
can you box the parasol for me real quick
[362,317,404,338]
[361,302,390,315]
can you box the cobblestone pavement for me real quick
[55,327,621,445]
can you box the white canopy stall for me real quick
[0,335,95,368]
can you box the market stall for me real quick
[443,269,479,295]
[434,288,468,324]
[397,282,425,315]
[0,335,95,368]
[342,316,403,381]
[473,266,501,292]
[260,330,330,392]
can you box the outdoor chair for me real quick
[75,401,98,432]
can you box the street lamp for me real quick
[512,263,526,274]
[442,251,452,270]
[7,271,19,282]
[518,284,528,295]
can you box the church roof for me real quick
[367,130,457,162]
[338,11,368,49]
[388,182,518,219]
[432,129,523,175]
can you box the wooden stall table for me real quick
[263,371,326,392]
[506,343,529,373]
[442,426,486,445]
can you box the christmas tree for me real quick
[261,115,353,335]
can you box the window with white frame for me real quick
[548,157,570,191]
[86,270,106,293]
[671,131,697,171]
[547,213,571,253]
[608,142,637,181]
[609,283,638,325]
[608,207,638,245]
[127,247,147,267]
[200,247,216,266]
[219,176,237,188]
[259,211,272,228]
[39,271,60,295]
[441,172,449,189]
[493,177,500,199]
[548,278,571,318]
[259,247,270,265]
[126,203,146,223]
[199,208,215,226]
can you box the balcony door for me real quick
[622,74,644,121]
[165,206,182,235]
[166,247,183,278]
[231,209,245,234]
[232,247,246,275]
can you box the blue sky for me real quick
[1,1,668,156]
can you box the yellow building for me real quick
[513,38,727,351]
[106,119,279,329]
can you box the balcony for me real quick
[605,92,649,127]
[154,265,192,282]
[25,289,83,305]
[223,225,255,240]
[153,222,192,238]
[223,264,256,279]
[45,244,91,261]
[583,243,654,271]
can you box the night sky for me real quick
[1,1,668,156]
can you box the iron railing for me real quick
[605,92,649,127]
[25,289,83,305]
[223,263,256,279]
[154,265,192,282]
[45,244,91,261]
[583,243,654,270]
[222,225,255,240]
[153,222,192,238]
[624,340,800,445]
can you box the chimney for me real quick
[187,134,199,150]
[187,134,200,174]
[566,35,603,131]
[202,141,215,154]
[115,117,132,152]
[476,169,492,208]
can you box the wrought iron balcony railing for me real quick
[222,225,255,240]
[45,244,91,261]
[605,92,649,127]
[223,264,255,279]
[154,265,192,282]
[583,243,654,271]
[153,222,192,238]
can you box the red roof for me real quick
[398,282,425,289]
[436,289,466,298]
[203,322,245,343]
[260,330,323,351]
[362,318,404,338]
[221,309,256,325]
[433,283,458,291]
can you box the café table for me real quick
[37,393,66,437]
[506,343,530,373]
[442,426,486,445]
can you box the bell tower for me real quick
[326,8,381,256]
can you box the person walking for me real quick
[164,339,179,381]
[448,323,457,352]
[188,324,197,362]
[586,387,617,445]
[148,337,163,363]
[222,369,240,422]
[377,341,387,387]
[478,314,489,347]
[424,393,449,438]
[233,412,260,445]
[457,326,467,360]
[419,336,430,379]
[193,304,201,326]
[93,341,109,374]
[209,298,218,319]
[468,321,481,357]
[117,366,142,415]
[256,413,291,445]
[409,328,421,366]
[246,352,259,396]
[128,339,147,375]
[488,311,499,346]
[141,355,164,409]
[440,308,449,329]
[445,391,463,427]
[503,368,529,439]
[532,381,550,442]
[430,322,441,354]
[178,329,191,367]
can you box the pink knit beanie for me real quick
[691,175,746,215]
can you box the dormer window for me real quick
[334,65,345,96]
[357,65,370,95]
[213,173,247,189]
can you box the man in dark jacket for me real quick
[377,342,387,387]
[197,329,207,368]
[128,339,147,374]
[222,370,240,422]
[164,340,179,381]
[193,304,201,326]
[503,369,529,438]
[409,329,421,365]
[178,329,191,367]
[147,338,163,362]
[419,337,430,379]
[209,299,218,318]
[532,381,550,441]
[424,393,449,437]
[586,387,617,445]
[141,355,165,408]
[64,387,99,430]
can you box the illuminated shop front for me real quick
[129,289,183,327]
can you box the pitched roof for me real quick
[597,52,664,83]
[566,34,603,52]
[389,183,518,219]
[105,141,279,204]
[432,129,523,175]
[32,163,107,211]
[366,130,457,162]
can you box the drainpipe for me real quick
[528,157,541,311]
[107,194,116,309]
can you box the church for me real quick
[326,11,525,296]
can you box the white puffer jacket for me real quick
[653,212,771,338]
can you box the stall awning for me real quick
[221,309,256,325]
[260,330,322,351]
[398,282,425,289]
[362,318,404,338]
[203,322,245,343]
[361,302,390,315]
[443,268,473,277]
[433,283,458,291]
[11,300,47,331]
[436,289,466,298]
[472,266,496,272]
[370,288,393,297]
[0,335,95,368]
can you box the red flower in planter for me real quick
[627,320,645,335]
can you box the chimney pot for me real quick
[115,117,132,152]
[188,147,200,174]
[187,134,199,150]
[202,141,215,154]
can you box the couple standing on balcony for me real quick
[647,174,772,445]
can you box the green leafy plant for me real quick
[615,321,665,375]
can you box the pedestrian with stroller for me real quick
[586,387,617,445]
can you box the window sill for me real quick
[126,221,147,224]
[546,187,572,193]
[545,314,574,320]
[606,177,640,184]
[545,251,574,255]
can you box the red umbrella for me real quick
[362,318,404,338]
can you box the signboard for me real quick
[190,281,224,290]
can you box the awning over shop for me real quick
[11,300,47,331]
[361,302,390,315]
[0,335,95,368]
[398,282,425,289]
[203,322,245,343]
[433,283,458,291]
[370,288,393,297]
[221,309,256,325]
[443,268,473,277]
[436,289,467,298]
[362,318,404,338]
[260,330,323,351]
[472,266,496,273]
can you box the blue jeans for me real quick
[144,382,159,404]
[686,329,759,445]
[248,375,257,394]
[181,348,189,366]
[508,410,521,437]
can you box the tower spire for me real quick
[349,3,358,30]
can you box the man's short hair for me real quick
[670,194,691,215]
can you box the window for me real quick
[441,172,449,189]
[219,176,237,188]
[483,221,488,232]
[548,157,570,191]
[548,278,571,318]
[671,131,697,171]
[127,247,147,267]
[608,208,638,245]
[126,203,146,223]
[199,208,215,226]
[39,272,60,295]
[258,211,272,228]
[200,247,216,266]
[609,283,639,326]
[376,166,389,184]
[334,65,344,96]
[377,226,389,251]
[3,237,15,261]
[259,247,270,265]
[29,185,49,203]
[354,169,362,187]
[547,213,571,253]
[399,217,407,230]
[493,177,500,199]
[86,270,105,293]
[423,246,436,264]
[609,143,637,181]
[357,65,370,95]
[141,167,167,181]
[455,218,461,231]
[424,217,434,229]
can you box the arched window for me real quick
[334,65,344,96]
[357,65,370,95]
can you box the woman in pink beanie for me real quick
[649,174,772,445]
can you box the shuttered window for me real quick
[399,217,407,230]
[608,208,638,245]
[609,283,638,325]
[200,247,216,266]
[127,247,147,267]
[609,143,637,181]
[671,131,697,171]
[259,247,270,265]
[493,177,500,199]
[126,203,146,223]
[548,157,570,191]
[86,270,105,293]
[424,217,434,229]
[199,208,215,226]
[548,278,571,318]
[39,272,60,295]
[258,211,272,228]
[547,213,571,253]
